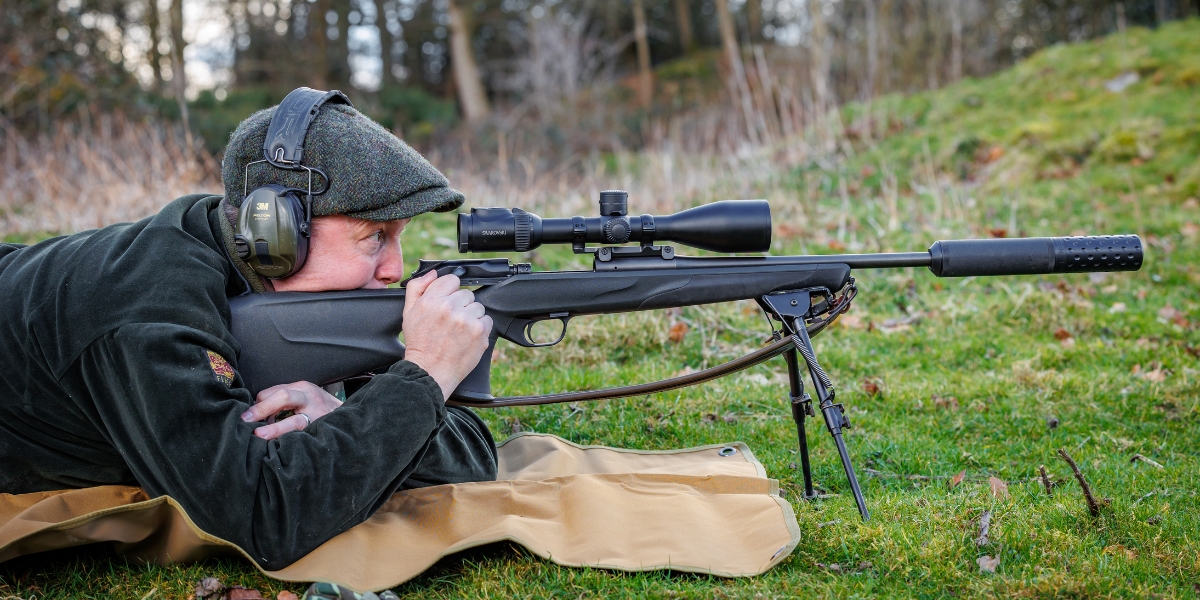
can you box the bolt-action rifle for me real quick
[229,190,1143,520]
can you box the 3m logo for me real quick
[256,202,269,210]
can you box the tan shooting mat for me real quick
[0,433,799,591]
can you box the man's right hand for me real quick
[402,270,493,401]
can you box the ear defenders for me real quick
[234,87,353,279]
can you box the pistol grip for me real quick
[451,334,496,401]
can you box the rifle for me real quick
[229,191,1143,520]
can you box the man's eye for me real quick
[371,231,384,243]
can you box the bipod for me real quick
[761,289,870,521]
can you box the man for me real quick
[0,96,497,570]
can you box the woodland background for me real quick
[2,0,1196,236]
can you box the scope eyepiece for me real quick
[457,191,772,254]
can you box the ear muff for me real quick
[233,87,353,280]
[235,185,310,278]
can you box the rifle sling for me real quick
[447,335,797,409]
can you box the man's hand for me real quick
[402,270,493,400]
[242,381,343,440]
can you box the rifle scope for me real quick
[457,190,772,254]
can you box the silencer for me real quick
[927,235,1143,277]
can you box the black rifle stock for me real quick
[228,194,1143,521]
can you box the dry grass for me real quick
[0,116,220,238]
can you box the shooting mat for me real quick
[0,433,799,591]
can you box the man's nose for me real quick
[375,243,405,285]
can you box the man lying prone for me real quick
[0,88,496,569]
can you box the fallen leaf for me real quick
[1156,304,1185,328]
[861,377,881,396]
[838,313,866,329]
[668,321,689,343]
[932,394,959,411]
[1103,544,1138,560]
[1136,289,1148,301]
[227,589,267,600]
[949,470,966,489]
[194,578,225,600]
[1060,336,1076,348]
[277,593,299,600]
[1182,223,1199,237]
[977,555,1000,573]
[674,366,697,377]
[988,476,1010,500]
[722,412,738,423]
[988,228,1008,238]
[1109,302,1127,313]
[1054,328,1072,341]
[827,239,846,251]
[1184,197,1200,209]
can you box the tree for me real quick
[446,0,490,123]
[716,0,761,145]
[808,0,830,116]
[374,0,395,86]
[633,0,653,106]
[168,0,186,93]
[673,0,694,52]
[146,0,164,93]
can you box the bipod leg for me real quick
[791,323,870,521]
[784,347,817,500]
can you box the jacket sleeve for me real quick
[75,322,446,570]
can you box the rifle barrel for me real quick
[660,234,1143,278]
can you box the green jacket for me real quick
[0,194,494,569]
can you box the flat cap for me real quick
[221,102,463,220]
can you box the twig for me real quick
[1131,490,1158,507]
[1057,448,1106,517]
[1039,464,1053,496]
[975,510,992,547]
[1130,454,1164,469]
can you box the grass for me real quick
[3,20,1200,599]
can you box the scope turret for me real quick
[458,191,772,254]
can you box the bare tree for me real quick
[746,0,763,43]
[864,0,879,99]
[673,0,694,52]
[447,0,490,123]
[633,0,653,106]
[168,0,186,93]
[808,0,830,117]
[145,0,164,94]
[950,0,963,82]
[374,0,395,86]
[716,0,760,145]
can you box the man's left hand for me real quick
[241,381,343,440]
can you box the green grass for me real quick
[4,20,1200,599]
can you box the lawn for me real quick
[2,20,1199,599]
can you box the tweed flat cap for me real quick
[221,102,463,220]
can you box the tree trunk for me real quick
[310,0,330,88]
[878,0,893,94]
[746,0,763,43]
[808,0,830,116]
[146,0,163,93]
[673,0,694,52]
[949,0,962,82]
[633,0,653,107]
[864,0,878,99]
[716,0,760,145]
[333,0,352,87]
[374,0,393,85]
[168,0,186,93]
[446,0,490,123]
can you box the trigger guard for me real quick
[503,315,571,347]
